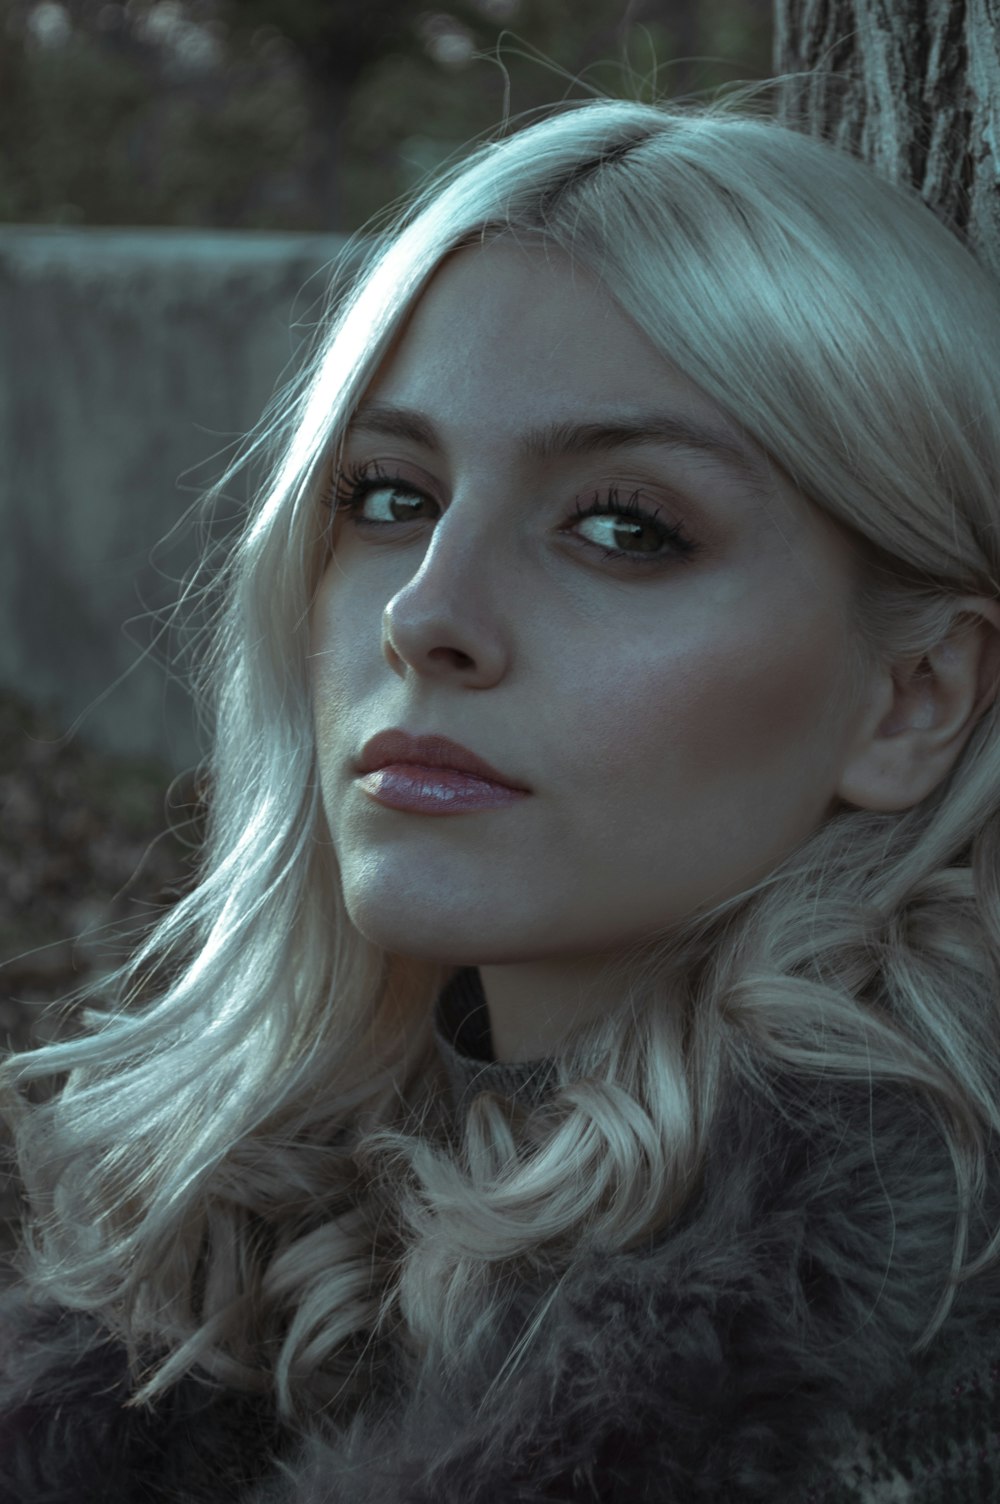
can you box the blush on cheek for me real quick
[638,617,844,798]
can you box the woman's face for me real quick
[308,237,866,1060]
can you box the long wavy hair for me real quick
[5,76,1000,1436]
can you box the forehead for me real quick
[369,237,682,407]
[360,239,783,494]
[352,238,867,588]
[357,240,790,496]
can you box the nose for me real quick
[380,502,511,686]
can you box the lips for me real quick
[357,729,530,791]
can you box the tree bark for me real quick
[770,0,1000,284]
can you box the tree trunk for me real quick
[770,0,1000,284]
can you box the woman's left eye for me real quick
[566,488,702,567]
[322,463,705,570]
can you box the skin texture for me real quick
[308,238,1000,1062]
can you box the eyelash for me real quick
[322,459,704,570]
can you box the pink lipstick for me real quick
[359,765,528,814]
[356,729,531,816]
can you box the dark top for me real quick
[430,965,558,1117]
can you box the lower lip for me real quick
[357,764,529,814]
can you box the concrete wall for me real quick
[0,225,368,778]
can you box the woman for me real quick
[3,81,1000,1503]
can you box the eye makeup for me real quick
[322,459,706,571]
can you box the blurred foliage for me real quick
[0,686,211,1273]
[0,686,208,1050]
[0,0,773,232]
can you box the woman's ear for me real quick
[835,597,1000,812]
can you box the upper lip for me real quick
[356,730,530,791]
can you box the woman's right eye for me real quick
[333,478,432,525]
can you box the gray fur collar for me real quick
[2,1069,999,1504]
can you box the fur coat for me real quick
[2,1065,1000,1503]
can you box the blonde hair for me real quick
[5,76,1000,1440]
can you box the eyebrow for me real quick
[345,400,771,490]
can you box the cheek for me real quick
[308,571,364,748]
[564,610,848,901]
[587,607,847,801]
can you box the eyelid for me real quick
[345,430,742,526]
[334,450,712,515]
[330,460,710,573]
[337,450,434,487]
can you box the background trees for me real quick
[0,0,773,231]
[772,0,1000,284]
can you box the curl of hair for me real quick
[4,76,1000,1441]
